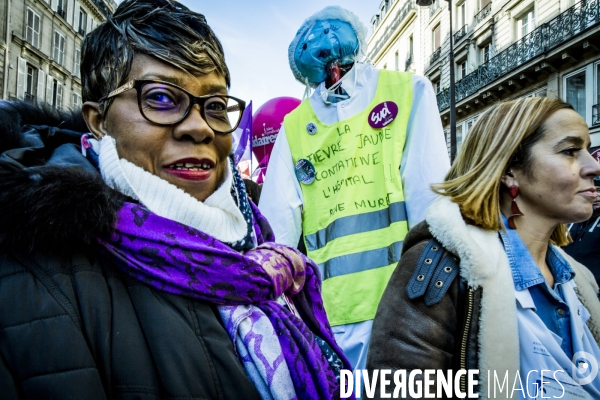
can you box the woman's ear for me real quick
[501,169,516,189]
[82,101,107,140]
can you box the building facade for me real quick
[0,0,116,110]
[368,0,600,151]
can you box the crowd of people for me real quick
[0,0,599,399]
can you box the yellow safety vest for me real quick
[284,70,413,326]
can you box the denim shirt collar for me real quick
[499,214,574,291]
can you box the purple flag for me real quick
[232,101,252,166]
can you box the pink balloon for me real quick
[252,97,301,181]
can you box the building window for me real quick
[562,63,600,126]
[72,92,82,108]
[52,79,63,109]
[26,8,41,48]
[457,2,466,27]
[380,0,387,18]
[74,47,81,78]
[53,31,66,65]
[458,61,467,79]
[432,79,441,94]
[25,66,35,101]
[394,51,399,71]
[456,115,479,152]
[566,70,586,120]
[79,10,87,35]
[433,24,441,51]
[481,43,491,63]
[371,15,380,32]
[480,0,491,9]
[383,63,388,70]
[56,0,67,19]
[408,35,414,57]
[517,8,535,40]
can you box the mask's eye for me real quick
[324,28,330,34]
[302,43,308,50]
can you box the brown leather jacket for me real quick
[366,221,481,398]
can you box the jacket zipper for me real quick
[460,287,474,394]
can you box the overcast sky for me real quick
[175,0,380,110]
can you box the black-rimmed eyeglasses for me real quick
[99,79,246,134]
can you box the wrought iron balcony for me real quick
[78,28,85,36]
[593,104,600,126]
[474,2,492,25]
[429,0,441,17]
[405,54,414,71]
[57,7,66,19]
[454,25,468,42]
[367,0,416,61]
[436,0,600,111]
[24,93,35,103]
[428,47,442,67]
[91,0,112,18]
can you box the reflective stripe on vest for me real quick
[284,70,413,326]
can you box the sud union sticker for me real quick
[368,101,398,129]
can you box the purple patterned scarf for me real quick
[97,201,352,399]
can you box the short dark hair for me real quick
[80,0,230,108]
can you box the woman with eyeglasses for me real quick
[367,98,600,398]
[0,0,350,399]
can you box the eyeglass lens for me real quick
[140,82,242,132]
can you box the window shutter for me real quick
[34,13,40,48]
[26,9,33,43]
[74,3,79,32]
[51,0,57,12]
[16,57,26,100]
[37,69,46,103]
[60,36,65,65]
[67,0,73,26]
[74,48,80,77]
[46,75,54,106]
[56,82,63,109]
[53,31,58,61]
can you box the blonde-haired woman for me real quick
[367,97,600,399]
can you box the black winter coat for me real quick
[0,101,261,400]
[564,211,600,284]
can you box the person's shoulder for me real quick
[0,160,126,256]
[410,74,435,94]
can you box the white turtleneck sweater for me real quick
[97,135,247,244]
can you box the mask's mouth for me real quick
[317,49,332,59]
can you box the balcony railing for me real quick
[454,25,468,42]
[474,2,492,25]
[436,0,600,111]
[91,0,112,18]
[78,28,85,36]
[430,0,441,17]
[405,54,414,71]
[367,0,416,61]
[593,104,600,126]
[428,47,442,67]
[24,93,35,103]
[57,7,66,19]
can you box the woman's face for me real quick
[93,54,232,202]
[507,109,600,225]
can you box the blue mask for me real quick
[293,19,359,85]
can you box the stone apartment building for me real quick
[0,0,116,110]
[368,0,600,151]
